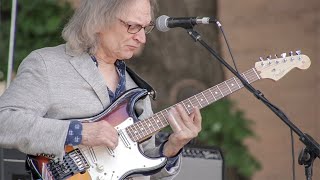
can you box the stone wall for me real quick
[218,0,320,179]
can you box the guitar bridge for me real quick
[47,148,90,179]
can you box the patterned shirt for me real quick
[65,56,178,170]
[65,57,126,146]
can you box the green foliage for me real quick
[0,0,73,80]
[198,99,261,178]
[0,1,260,178]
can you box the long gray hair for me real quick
[62,0,157,55]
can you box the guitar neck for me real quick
[127,68,261,142]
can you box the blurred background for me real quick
[0,0,319,179]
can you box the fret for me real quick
[226,79,238,92]
[201,92,210,106]
[218,82,230,96]
[153,113,161,129]
[141,120,152,135]
[241,73,249,83]
[163,109,171,126]
[253,68,261,80]
[126,126,134,140]
[129,127,136,140]
[202,89,214,103]
[138,121,146,137]
[181,101,191,114]
[137,122,147,137]
[244,72,254,83]
[184,99,193,112]
[132,122,142,140]
[146,118,155,133]
[193,95,203,108]
[216,85,224,96]
[246,69,258,83]
[152,114,161,130]
[189,96,199,109]
[160,110,169,127]
[147,117,159,136]
[127,68,263,142]
[224,81,233,93]
[150,118,158,132]
[156,112,165,128]
[247,70,258,82]
[210,86,223,100]
[195,93,206,107]
[207,88,217,101]
[158,111,166,123]
[235,78,243,88]
[233,77,241,89]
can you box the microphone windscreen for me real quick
[156,15,170,32]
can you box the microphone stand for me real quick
[185,28,320,180]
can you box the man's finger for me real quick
[167,108,184,132]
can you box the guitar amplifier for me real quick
[0,149,31,180]
[175,146,224,180]
[156,132,224,180]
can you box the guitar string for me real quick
[128,68,262,141]
[41,60,288,178]
[65,63,280,153]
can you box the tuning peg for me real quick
[281,53,287,58]
[289,51,296,61]
[275,54,285,63]
[296,50,301,55]
[266,55,272,60]
[259,57,265,66]
[289,51,294,56]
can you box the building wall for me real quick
[218,0,320,179]
[2,0,319,179]
[0,82,5,95]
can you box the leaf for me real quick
[0,0,73,80]
[198,99,261,177]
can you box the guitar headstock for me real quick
[255,50,311,81]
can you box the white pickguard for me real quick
[77,117,167,180]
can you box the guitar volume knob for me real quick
[96,164,104,172]
[97,175,106,180]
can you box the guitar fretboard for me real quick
[126,68,261,142]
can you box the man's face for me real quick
[97,0,152,60]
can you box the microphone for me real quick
[156,15,217,32]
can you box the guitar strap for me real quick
[126,66,157,100]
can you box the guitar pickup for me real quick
[119,129,131,148]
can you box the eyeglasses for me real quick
[118,19,155,34]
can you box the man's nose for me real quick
[133,28,146,44]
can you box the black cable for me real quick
[215,21,239,73]
[291,129,296,180]
[214,20,296,180]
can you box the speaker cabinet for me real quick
[175,146,224,180]
[0,149,30,180]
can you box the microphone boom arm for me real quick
[185,28,320,180]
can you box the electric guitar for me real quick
[26,52,311,180]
